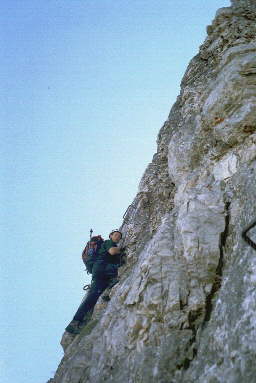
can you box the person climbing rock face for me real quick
[65,230,123,335]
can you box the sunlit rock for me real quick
[49,1,256,382]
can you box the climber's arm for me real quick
[108,247,121,255]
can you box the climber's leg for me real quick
[72,278,109,322]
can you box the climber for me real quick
[65,230,123,334]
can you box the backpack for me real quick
[82,235,104,274]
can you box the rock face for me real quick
[50,1,256,382]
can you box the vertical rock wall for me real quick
[50,1,256,382]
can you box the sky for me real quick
[1,1,230,382]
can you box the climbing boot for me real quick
[81,310,93,326]
[65,320,82,335]
[101,294,111,302]
[108,277,119,289]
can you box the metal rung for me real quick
[242,219,256,251]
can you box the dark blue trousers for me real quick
[73,261,118,322]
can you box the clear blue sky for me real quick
[1,1,230,382]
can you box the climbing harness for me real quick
[83,284,91,291]
[123,203,136,223]
[242,219,256,251]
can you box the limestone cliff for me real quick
[50,1,256,382]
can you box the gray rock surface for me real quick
[50,1,256,382]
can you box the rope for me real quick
[242,219,256,251]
